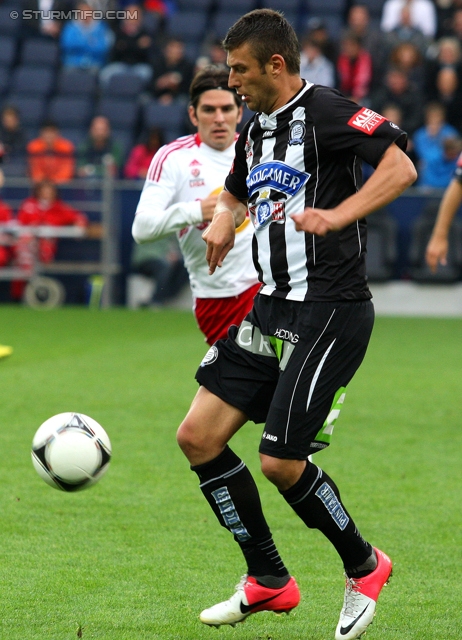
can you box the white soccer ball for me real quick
[31,412,112,492]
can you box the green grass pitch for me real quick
[0,305,461,639]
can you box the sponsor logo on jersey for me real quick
[262,431,278,442]
[263,130,274,138]
[389,121,400,130]
[315,482,350,530]
[348,108,386,135]
[189,178,205,187]
[289,120,306,145]
[189,159,202,166]
[274,328,299,343]
[246,161,310,198]
[200,345,218,366]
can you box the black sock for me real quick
[280,461,373,573]
[191,446,289,585]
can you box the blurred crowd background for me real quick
[1,0,462,306]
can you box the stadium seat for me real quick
[20,38,60,67]
[176,0,213,10]
[101,72,147,98]
[308,0,346,12]
[166,12,208,44]
[60,127,87,149]
[408,202,462,283]
[360,0,386,19]
[3,94,47,127]
[214,0,258,10]
[262,0,301,11]
[0,67,10,96]
[0,35,17,68]
[97,97,140,131]
[143,99,186,132]
[48,95,94,128]
[211,12,246,39]
[0,7,22,36]
[9,65,56,97]
[365,209,398,281]
[56,68,98,97]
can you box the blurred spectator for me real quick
[435,0,462,38]
[413,101,462,188]
[142,0,173,16]
[0,197,14,268]
[100,4,154,86]
[77,115,124,178]
[336,31,373,103]
[27,121,75,183]
[370,67,423,135]
[13,180,88,298]
[433,67,462,132]
[150,37,194,103]
[124,127,164,180]
[60,2,114,71]
[195,39,228,73]
[303,18,338,64]
[300,35,335,87]
[424,37,462,100]
[380,0,437,39]
[381,102,417,164]
[344,4,388,91]
[130,234,189,308]
[441,7,462,42]
[383,2,432,55]
[21,0,73,40]
[388,42,425,90]
[0,106,27,162]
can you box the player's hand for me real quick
[425,236,448,273]
[291,207,341,236]
[200,194,219,221]
[202,211,236,275]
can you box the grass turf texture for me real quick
[0,306,461,640]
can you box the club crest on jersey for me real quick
[246,161,310,198]
[249,196,285,230]
[348,108,386,135]
[289,120,306,145]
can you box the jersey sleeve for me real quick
[224,120,253,201]
[309,86,408,169]
[132,147,203,244]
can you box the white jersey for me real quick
[132,133,258,299]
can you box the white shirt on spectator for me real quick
[380,0,437,38]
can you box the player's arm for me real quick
[132,153,212,244]
[425,178,462,272]
[291,143,417,236]
[202,189,248,275]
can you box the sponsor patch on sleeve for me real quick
[348,108,386,135]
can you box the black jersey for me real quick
[225,82,408,302]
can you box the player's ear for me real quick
[269,54,285,78]
[188,104,198,127]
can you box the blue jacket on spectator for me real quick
[60,16,114,70]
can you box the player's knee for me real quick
[260,454,306,491]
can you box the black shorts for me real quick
[195,294,374,460]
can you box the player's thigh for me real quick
[177,386,247,464]
[260,300,374,460]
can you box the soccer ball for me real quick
[31,412,112,492]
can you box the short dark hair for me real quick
[222,9,300,75]
[189,65,242,109]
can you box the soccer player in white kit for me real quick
[132,66,259,344]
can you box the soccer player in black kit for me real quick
[176,9,417,640]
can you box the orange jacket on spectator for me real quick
[27,137,75,183]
